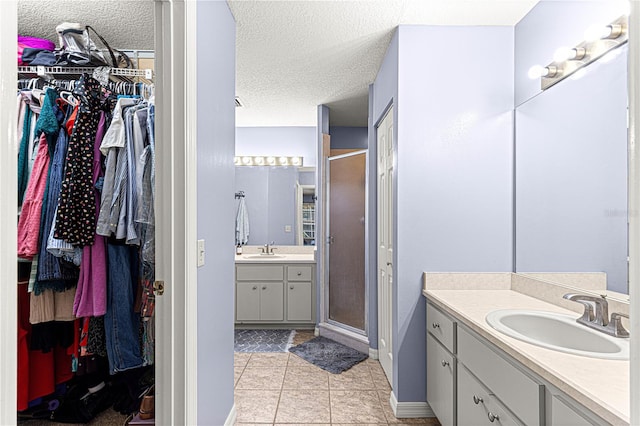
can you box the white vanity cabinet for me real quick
[425,300,611,426]
[236,263,315,326]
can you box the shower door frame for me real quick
[323,149,369,337]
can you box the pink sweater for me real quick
[18,134,50,259]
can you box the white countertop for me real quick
[235,253,315,264]
[423,287,630,425]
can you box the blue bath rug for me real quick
[288,336,368,374]
[234,329,296,352]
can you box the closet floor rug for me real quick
[234,329,296,352]
[288,336,368,374]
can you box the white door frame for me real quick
[0,1,197,424]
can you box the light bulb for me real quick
[267,156,276,165]
[256,157,265,165]
[528,65,545,79]
[234,157,241,165]
[292,157,301,166]
[242,156,251,165]
[279,156,288,165]
[553,47,572,62]
[584,25,610,42]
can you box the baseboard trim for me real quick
[317,322,369,353]
[224,404,237,426]
[389,392,435,418]
[369,347,379,359]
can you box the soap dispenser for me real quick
[236,244,242,255]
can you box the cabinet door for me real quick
[287,282,312,321]
[236,282,260,321]
[551,396,599,426]
[427,333,455,426]
[260,282,284,321]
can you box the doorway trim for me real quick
[0,2,18,424]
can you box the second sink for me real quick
[486,309,629,360]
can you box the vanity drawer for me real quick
[457,326,543,426]
[458,365,521,426]
[426,301,456,353]
[236,265,284,281]
[287,265,313,281]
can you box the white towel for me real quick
[236,197,249,245]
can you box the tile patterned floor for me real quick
[234,330,441,425]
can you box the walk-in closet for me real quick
[15,2,157,424]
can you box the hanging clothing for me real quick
[236,196,250,245]
[74,111,108,317]
[55,75,108,246]
[17,133,50,259]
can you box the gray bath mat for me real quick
[288,336,368,374]
[234,329,296,352]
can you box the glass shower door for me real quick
[327,151,366,331]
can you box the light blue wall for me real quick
[372,25,515,403]
[329,126,368,149]
[235,167,270,244]
[515,0,626,106]
[196,1,235,423]
[236,127,317,167]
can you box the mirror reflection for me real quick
[514,1,628,294]
[235,166,315,246]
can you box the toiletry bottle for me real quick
[236,244,242,255]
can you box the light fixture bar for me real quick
[540,15,628,90]
[234,155,303,167]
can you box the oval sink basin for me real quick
[486,309,629,360]
[243,254,285,259]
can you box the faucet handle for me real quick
[563,293,595,323]
[609,313,630,338]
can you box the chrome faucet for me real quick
[563,293,629,337]
[261,241,276,255]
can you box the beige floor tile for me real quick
[287,353,326,370]
[234,352,252,367]
[235,390,280,423]
[246,352,290,367]
[330,390,387,423]
[370,370,392,390]
[275,390,331,423]
[329,364,375,390]
[235,367,286,390]
[234,367,245,387]
[282,366,329,390]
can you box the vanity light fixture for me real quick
[535,14,628,90]
[234,155,304,167]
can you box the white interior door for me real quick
[377,107,394,384]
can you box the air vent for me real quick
[235,96,244,107]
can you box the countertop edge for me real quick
[423,289,629,426]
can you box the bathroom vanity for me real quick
[235,250,316,328]
[423,273,630,426]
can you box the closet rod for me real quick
[18,66,153,79]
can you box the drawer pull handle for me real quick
[488,412,499,423]
[441,360,449,367]
[473,395,483,405]
[432,322,440,329]
[297,272,302,276]
[262,286,267,290]
[290,286,294,290]
[252,286,257,290]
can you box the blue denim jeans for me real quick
[104,243,144,374]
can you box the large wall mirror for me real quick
[514,0,629,294]
[235,166,316,245]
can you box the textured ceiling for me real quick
[229,0,539,127]
[18,0,539,127]
[18,0,154,51]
